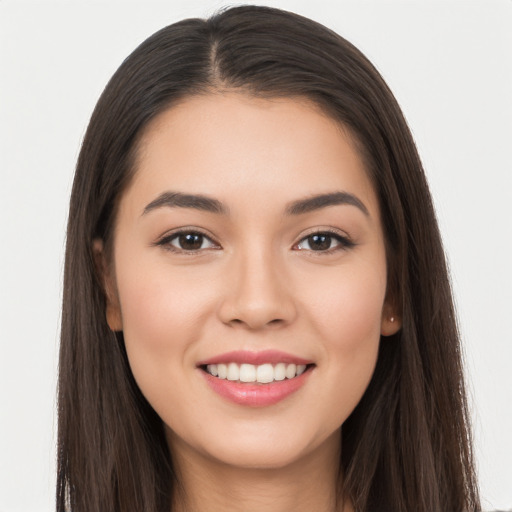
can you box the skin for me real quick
[99,93,400,512]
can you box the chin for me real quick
[167,420,341,473]
[211,443,306,470]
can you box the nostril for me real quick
[229,318,286,329]
[227,318,284,328]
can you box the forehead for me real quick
[125,92,379,219]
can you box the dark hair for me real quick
[58,5,480,511]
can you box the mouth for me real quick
[197,351,315,407]
[200,362,313,384]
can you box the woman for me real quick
[57,5,480,511]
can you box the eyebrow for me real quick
[285,191,369,216]
[142,190,369,217]
[143,191,228,216]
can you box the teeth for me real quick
[274,363,286,381]
[257,363,274,383]
[239,363,256,382]
[227,362,239,381]
[205,362,308,383]
[207,364,218,377]
[217,364,227,379]
[285,363,297,379]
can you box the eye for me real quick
[294,231,354,252]
[157,230,219,253]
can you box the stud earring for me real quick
[390,316,395,323]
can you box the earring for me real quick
[390,316,395,323]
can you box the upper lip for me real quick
[197,350,313,367]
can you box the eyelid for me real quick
[154,226,221,253]
[153,226,354,254]
[292,227,355,252]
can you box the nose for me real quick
[217,247,297,330]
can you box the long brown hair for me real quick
[57,6,480,511]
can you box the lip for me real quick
[200,365,313,407]
[196,350,313,366]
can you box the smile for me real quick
[205,362,307,383]
[198,350,315,407]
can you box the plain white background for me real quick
[1,1,511,510]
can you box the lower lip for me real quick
[200,367,313,407]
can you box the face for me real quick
[102,93,399,470]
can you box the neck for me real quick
[169,430,352,512]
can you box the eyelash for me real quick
[155,229,220,254]
[293,230,355,253]
[155,228,355,254]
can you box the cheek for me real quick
[117,247,217,343]
[303,262,386,419]
[308,261,386,345]
[113,255,216,396]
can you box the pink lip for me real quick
[197,350,313,366]
[200,366,313,407]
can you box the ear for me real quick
[380,301,401,337]
[92,239,123,332]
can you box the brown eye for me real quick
[176,233,204,250]
[157,231,219,252]
[295,231,354,252]
[305,234,332,251]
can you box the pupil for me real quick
[309,234,330,250]
[179,233,203,250]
